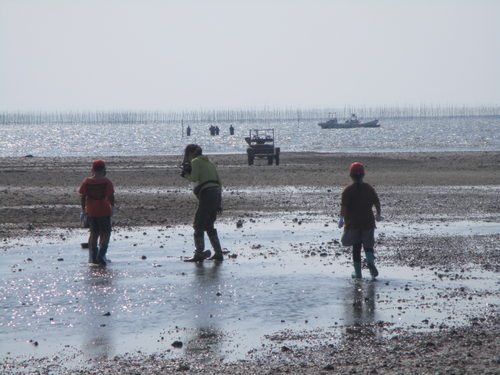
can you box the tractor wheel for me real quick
[267,156,273,165]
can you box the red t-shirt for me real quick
[79,177,114,217]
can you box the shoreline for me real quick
[6,147,500,158]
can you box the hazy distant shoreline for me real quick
[2,105,500,126]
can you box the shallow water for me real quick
[1,116,499,157]
[1,216,499,367]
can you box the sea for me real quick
[1,116,499,158]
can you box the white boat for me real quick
[318,114,380,129]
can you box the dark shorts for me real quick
[341,228,375,247]
[88,216,112,234]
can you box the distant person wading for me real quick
[180,144,224,262]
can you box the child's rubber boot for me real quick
[352,261,362,279]
[89,247,98,264]
[97,243,108,266]
[184,232,205,262]
[365,251,379,278]
[207,229,224,261]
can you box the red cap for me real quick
[92,159,105,169]
[349,162,364,174]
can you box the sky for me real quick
[0,0,499,111]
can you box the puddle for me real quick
[1,216,499,367]
[377,220,500,236]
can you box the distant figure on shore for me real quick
[186,125,191,136]
[79,159,115,266]
[215,125,220,135]
[229,124,234,135]
[180,144,223,262]
[209,125,215,136]
[338,162,382,279]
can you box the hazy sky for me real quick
[0,0,498,111]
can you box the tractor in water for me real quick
[245,129,280,166]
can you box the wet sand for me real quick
[1,151,500,374]
[1,151,499,235]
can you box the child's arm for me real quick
[108,194,114,208]
[80,194,87,223]
[184,161,200,183]
[373,190,381,218]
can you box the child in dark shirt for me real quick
[339,162,382,279]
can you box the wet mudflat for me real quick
[1,215,499,373]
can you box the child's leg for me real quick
[98,232,110,260]
[94,217,111,265]
[88,231,99,263]
[89,232,99,248]
[96,231,111,265]
[352,243,362,278]
[364,247,379,278]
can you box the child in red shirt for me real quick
[79,159,115,265]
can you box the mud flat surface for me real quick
[1,150,499,235]
[1,151,500,374]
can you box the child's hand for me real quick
[111,206,116,216]
[80,210,87,223]
[338,216,344,228]
[375,214,383,221]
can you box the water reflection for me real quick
[340,279,377,323]
[350,280,377,324]
[183,262,224,361]
[341,280,379,340]
[81,266,115,361]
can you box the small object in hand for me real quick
[338,216,344,228]
[179,163,192,177]
[182,163,192,174]
[376,214,384,221]
[80,210,89,228]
